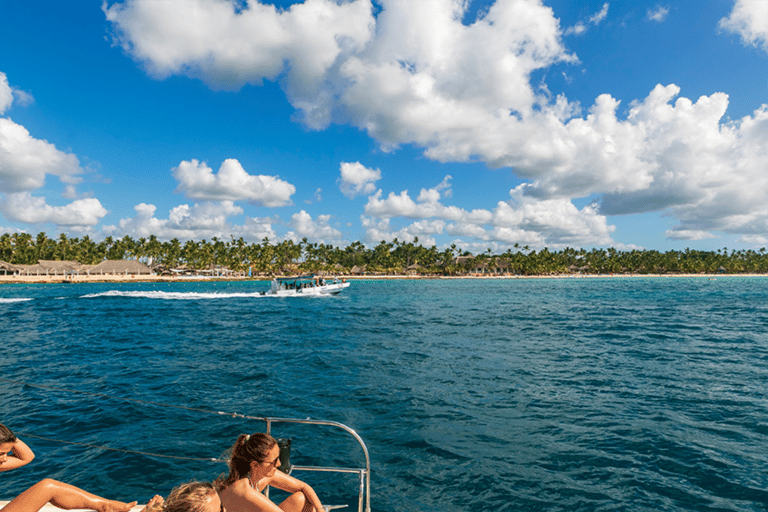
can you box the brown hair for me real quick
[164,482,216,512]
[0,424,17,445]
[215,433,277,490]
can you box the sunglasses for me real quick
[263,455,280,467]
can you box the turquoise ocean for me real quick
[1,277,768,511]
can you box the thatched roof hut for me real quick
[38,260,83,274]
[84,260,151,275]
[405,263,422,275]
[14,263,49,275]
[0,260,19,275]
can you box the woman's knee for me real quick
[35,478,61,492]
[279,492,307,512]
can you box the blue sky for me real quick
[1,0,767,254]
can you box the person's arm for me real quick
[222,482,284,512]
[269,472,324,512]
[0,438,35,472]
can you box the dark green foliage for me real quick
[2,232,767,275]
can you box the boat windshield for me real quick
[271,275,339,291]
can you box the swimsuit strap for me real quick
[248,474,259,492]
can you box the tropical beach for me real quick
[4,233,768,284]
[2,271,767,285]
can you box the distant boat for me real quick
[267,275,350,296]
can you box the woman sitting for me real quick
[216,433,323,512]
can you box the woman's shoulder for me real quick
[219,478,249,496]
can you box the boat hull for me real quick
[268,282,350,296]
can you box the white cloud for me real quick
[565,22,587,37]
[364,176,489,223]
[172,158,295,207]
[339,0,575,150]
[362,180,614,249]
[0,72,34,114]
[0,72,13,114]
[589,3,610,25]
[647,5,669,22]
[737,234,768,245]
[361,216,441,246]
[664,229,718,241]
[719,0,768,53]
[597,88,768,237]
[104,200,281,242]
[104,0,375,128]
[284,210,343,241]
[0,192,107,227]
[564,2,609,36]
[0,118,83,193]
[0,72,99,231]
[104,0,768,243]
[338,161,381,199]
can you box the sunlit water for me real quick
[2,277,768,511]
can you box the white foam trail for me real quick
[0,298,33,303]
[81,290,268,300]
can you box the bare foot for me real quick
[97,499,138,512]
[139,495,164,512]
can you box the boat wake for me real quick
[0,297,33,303]
[81,290,269,300]
[79,290,334,300]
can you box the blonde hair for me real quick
[164,482,216,512]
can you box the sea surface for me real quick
[2,277,768,511]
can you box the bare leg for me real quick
[278,492,314,512]
[0,479,137,512]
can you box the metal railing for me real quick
[261,417,371,512]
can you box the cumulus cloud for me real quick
[365,176,491,223]
[284,210,343,241]
[597,87,768,238]
[338,161,381,198]
[0,118,83,193]
[0,71,85,209]
[719,0,768,53]
[104,200,279,241]
[104,0,375,127]
[0,192,107,227]
[647,5,669,22]
[361,216,442,246]
[104,0,768,244]
[362,178,614,248]
[172,158,295,207]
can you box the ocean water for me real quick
[1,277,768,511]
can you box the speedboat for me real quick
[268,275,350,296]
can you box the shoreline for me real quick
[1,272,766,285]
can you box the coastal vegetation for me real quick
[2,232,768,276]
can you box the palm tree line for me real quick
[2,232,768,275]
